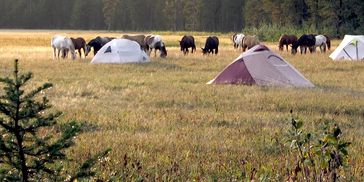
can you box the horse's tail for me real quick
[324,35,331,50]
[326,39,331,50]
[51,36,57,47]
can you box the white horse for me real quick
[233,33,245,50]
[314,35,327,53]
[51,35,76,60]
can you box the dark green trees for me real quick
[0,0,363,35]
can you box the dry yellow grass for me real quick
[0,30,363,180]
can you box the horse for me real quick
[233,33,245,50]
[201,36,219,55]
[121,34,148,51]
[324,35,331,50]
[313,35,327,53]
[51,35,76,60]
[145,35,167,58]
[242,35,259,52]
[85,36,114,57]
[179,35,196,55]
[278,34,298,51]
[291,34,316,55]
[232,33,237,48]
[70,37,86,58]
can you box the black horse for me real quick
[85,36,115,56]
[179,35,196,55]
[291,34,316,55]
[201,36,219,55]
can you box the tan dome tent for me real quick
[91,39,149,64]
[329,35,364,61]
[207,45,314,87]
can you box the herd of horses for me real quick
[51,34,168,60]
[51,33,332,60]
[278,34,331,55]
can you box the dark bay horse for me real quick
[121,34,148,51]
[202,36,219,55]
[278,34,297,51]
[85,36,114,56]
[70,37,86,58]
[145,35,167,58]
[179,35,196,55]
[291,34,316,55]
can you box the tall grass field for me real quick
[0,30,363,180]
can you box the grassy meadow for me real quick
[0,30,363,180]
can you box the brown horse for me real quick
[70,37,86,58]
[121,34,148,51]
[278,34,298,51]
[242,35,259,52]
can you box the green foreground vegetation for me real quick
[0,31,363,180]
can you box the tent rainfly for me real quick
[91,39,149,64]
[207,45,315,87]
[329,35,364,61]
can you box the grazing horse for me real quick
[233,33,245,50]
[70,37,86,58]
[201,36,219,55]
[242,35,259,52]
[51,35,76,60]
[313,35,327,53]
[145,35,167,58]
[179,35,196,55]
[324,35,331,50]
[121,34,148,51]
[291,34,316,55]
[85,36,114,56]
[278,34,298,51]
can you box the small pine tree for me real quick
[0,59,110,181]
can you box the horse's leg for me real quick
[78,49,82,58]
[285,44,288,52]
[57,49,61,59]
[53,47,56,59]
[215,47,218,54]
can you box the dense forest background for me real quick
[0,0,363,37]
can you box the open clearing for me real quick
[0,30,363,180]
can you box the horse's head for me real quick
[291,46,297,55]
[201,48,208,55]
[160,44,167,58]
[278,45,283,51]
[70,50,77,60]
[85,44,92,56]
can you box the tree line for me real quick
[0,0,363,36]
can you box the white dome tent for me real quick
[91,39,150,64]
[329,35,364,61]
